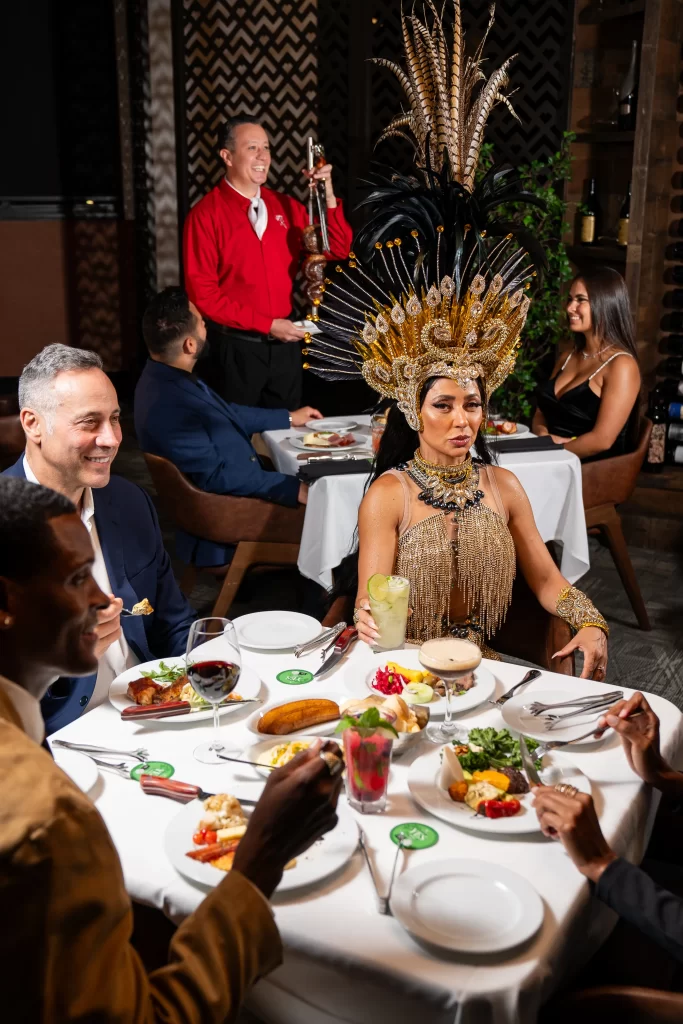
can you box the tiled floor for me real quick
[117,415,683,708]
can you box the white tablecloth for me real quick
[52,644,683,1024]
[262,417,590,588]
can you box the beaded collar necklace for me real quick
[401,450,484,517]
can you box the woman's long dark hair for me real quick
[571,266,638,359]
[330,376,495,603]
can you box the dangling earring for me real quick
[1,615,12,627]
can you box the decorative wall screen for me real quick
[177,0,319,218]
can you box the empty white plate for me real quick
[501,688,612,744]
[391,858,544,953]
[52,747,99,794]
[233,611,323,651]
[305,417,360,432]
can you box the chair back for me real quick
[143,452,304,547]
[0,414,25,471]
[582,416,652,511]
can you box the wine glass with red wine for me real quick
[186,617,241,764]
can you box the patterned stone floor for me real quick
[116,419,683,709]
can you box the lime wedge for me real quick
[403,682,434,705]
[367,573,389,602]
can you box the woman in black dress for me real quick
[532,266,641,461]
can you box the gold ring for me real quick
[554,783,578,798]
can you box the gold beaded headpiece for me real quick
[303,1,541,431]
[303,230,534,431]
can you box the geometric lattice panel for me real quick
[67,221,123,372]
[179,0,319,212]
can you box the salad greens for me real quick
[140,660,186,683]
[455,728,541,772]
[335,705,399,738]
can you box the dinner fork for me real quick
[525,691,623,716]
[52,739,150,762]
[385,830,410,914]
[87,756,136,779]
[542,697,621,730]
[488,668,541,707]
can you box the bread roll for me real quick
[257,698,340,735]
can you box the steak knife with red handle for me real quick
[121,698,260,721]
[139,775,258,804]
[312,626,358,678]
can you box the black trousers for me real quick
[201,321,302,409]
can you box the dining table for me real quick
[260,415,591,589]
[50,636,683,1024]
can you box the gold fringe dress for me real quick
[384,466,516,658]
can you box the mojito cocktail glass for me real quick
[342,722,394,813]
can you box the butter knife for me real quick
[519,734,543,787]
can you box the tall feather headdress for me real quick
[304,0,545,430]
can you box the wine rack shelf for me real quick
[574,131,635,144]
[580,2,646,25]
[566,244,627,264]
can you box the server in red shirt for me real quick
[184,116,353,408]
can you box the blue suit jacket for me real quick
[3,457,196,734]
[133,359,300,566]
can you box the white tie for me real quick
[248,195,268,240]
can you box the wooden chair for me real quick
[143,453,306,618]
[581,417,652,631]
[323,563,575,674]
[548,986,683,1023]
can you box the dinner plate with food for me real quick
[481,419,530,438]
[109,656,261,724]
[288,431,368,452]
[346,649,496,717]
[246,694,342,737]
[408,727,591,834]
[165,790,359,892]
[243,736,321,778]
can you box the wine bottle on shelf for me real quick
[664,335,683,356]
[645,394,668,473]
[669,401,683,421]
[580,179,600,246]
[672,267,683,285]
[666,312,683,332]
[654,378,683,400]
[668,290,683,307]
[668,422,683,444]
[618,40,638,131]
[656,356,683,378]
[617,181,631,247]
[672,243,683,260]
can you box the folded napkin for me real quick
[487,435,565,454]
[298,459,373,483]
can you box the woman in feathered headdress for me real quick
[305,1,608,679]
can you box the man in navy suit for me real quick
[134,287,321,568]
[4,344,195,734]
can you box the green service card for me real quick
[390,822,439,849]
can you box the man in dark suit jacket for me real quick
[5,344,195,734]
[134,286,321,567]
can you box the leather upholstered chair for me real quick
[143,453,305,618]
[547,985,683,1023]
[581,416,652,631]
[322,562,575,675]
[0,394,24,472]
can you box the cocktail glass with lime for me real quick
[367,574,410,649]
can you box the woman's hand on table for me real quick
[597,692,679,794]
[232,738,343,899]
[532,786,617,883]
[553,626,608,680]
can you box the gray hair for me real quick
[19,344,104,424]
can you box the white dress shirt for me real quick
[226,178,268,239]
[22,457,139,707]
[0,675,45,743]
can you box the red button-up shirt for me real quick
[183,178,353,334]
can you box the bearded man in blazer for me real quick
[4,343,195,734]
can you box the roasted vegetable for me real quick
[447,781,469,803]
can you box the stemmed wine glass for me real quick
[186,617,241,764]
[418,637,482,743]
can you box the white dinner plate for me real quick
[501,688,611,744]
[233,611,323,651]
[483,422,530,439]
[52,747,99,794]
[408,745,591,835]
[391,858,544,953]
[305,417,360,432]
[243,736,320,778]
[246,692,341,737]
[288,434,369,452]
[346,648,496,717]
[109,656,262,724]
[166,797,358,892]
